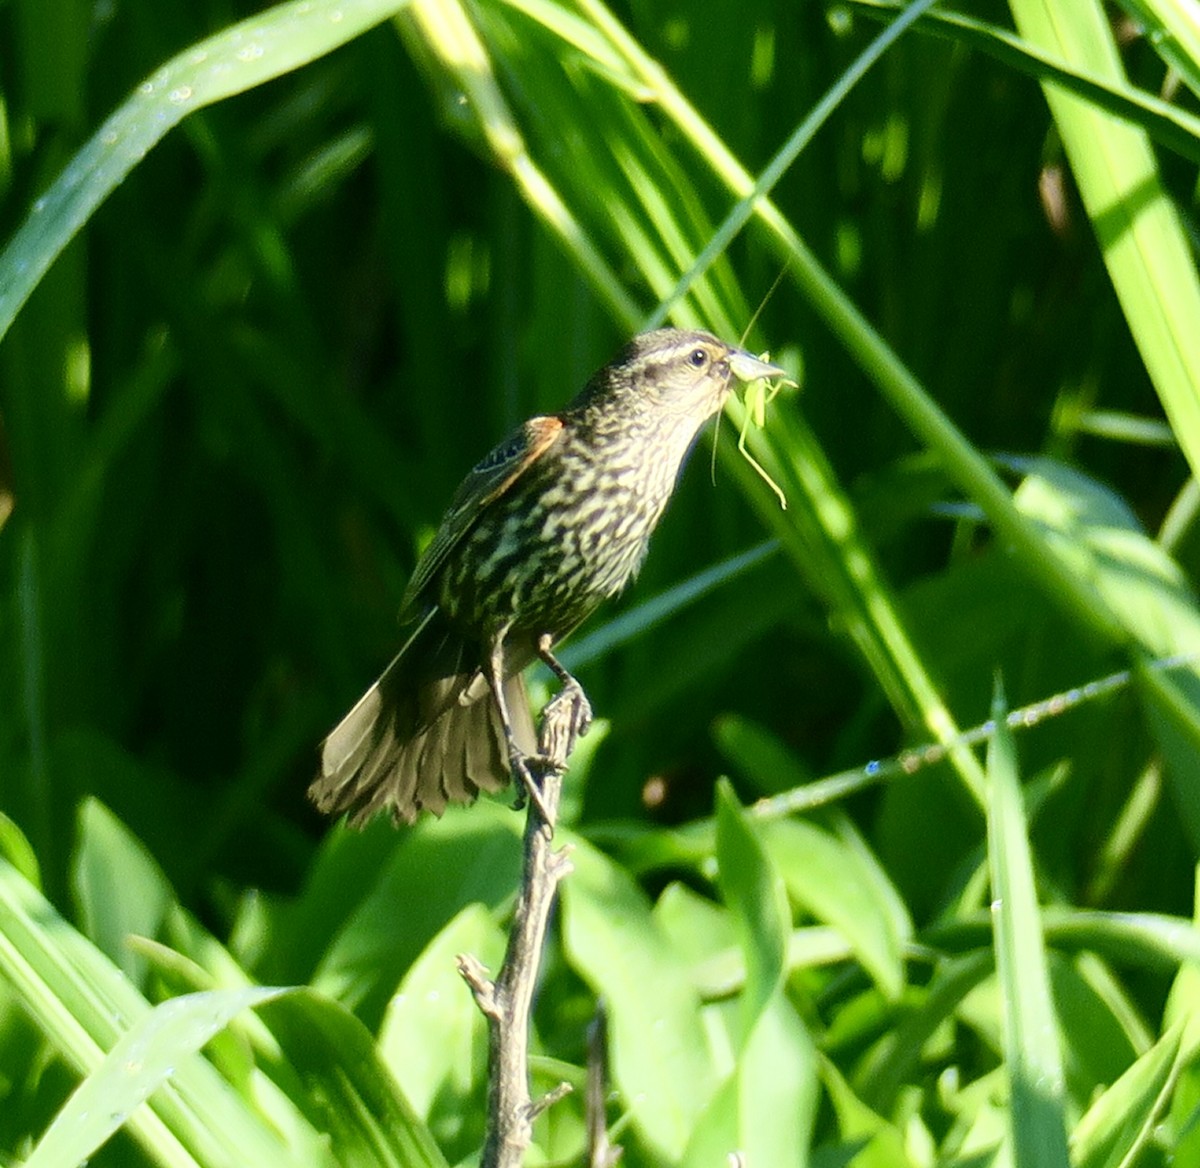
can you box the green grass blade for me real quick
[1071,1022,1182,1168]
[71,799,174,987]
[1116,0,1200,98]
[985,677,1071,1168]
[647,0,941,330]
[561,539,778,668]
[764,817,909,1001]
[0,858,303,1167]
[25,987,292,1168]
[849,0,1200,163]
[0,0,410,343]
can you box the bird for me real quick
[309,327,786,826]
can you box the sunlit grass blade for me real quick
[25,987,293,1168]
[1116,0,1200,99]
[1007,0,1200,482]
[402,0,639,324]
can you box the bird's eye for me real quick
[687,347,709,369]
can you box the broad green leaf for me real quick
[561,834,715,1161]
[655,881,738,973]
[260,989,450,1168]
[764,817,908,1001]
[735,993,817,1168]
[72,798,174,987]
[378,903,503,1133]
[716,780,787,1028]
[678,1000,822,1168]
[312,804,522,1025]
[708,784,818,1166]
[1013,461,1200,847]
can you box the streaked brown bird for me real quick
[310,328,785,825]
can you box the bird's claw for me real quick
[565,680,593,740]
[509,752,556,824]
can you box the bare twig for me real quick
[458,684,588,1168]
[586,1003,623,1168]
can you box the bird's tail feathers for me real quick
[309,613,534,826]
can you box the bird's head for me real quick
[595,328,786,423]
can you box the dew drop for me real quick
[168,86,193,104]
[236,43,264,62]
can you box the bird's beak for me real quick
[726,348,789,384]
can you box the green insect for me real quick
[728,349,796,510]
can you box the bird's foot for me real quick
[535,635,593,745]
[556,678,593,747]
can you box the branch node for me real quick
[456,953,500,1017]
[527,1080,573,1121]
[547,846,575,881]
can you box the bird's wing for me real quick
[400,414,565,615]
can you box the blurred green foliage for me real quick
[3,0,1200,1163]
